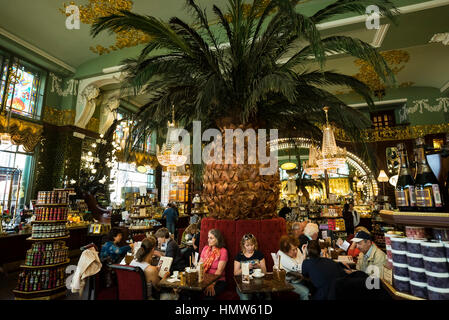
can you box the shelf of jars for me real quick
[13,189,71,300]
[379,210,449,228]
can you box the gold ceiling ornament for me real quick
[60,0,151,55]
[353,50,410,99]
[316,107,346,172]
[224,0,274,22]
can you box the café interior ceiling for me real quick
[0,0,448,104]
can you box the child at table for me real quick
[234,233,269,300]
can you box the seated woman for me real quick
[277,235,309,300]
[234,233,268,300]
[130,236,173,300]
[300,240,347,300]
[100,228,134,264]
[153,228,185,272]
[199,229,228,300]
[180,223,201,263]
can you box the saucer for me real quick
[252,273,264,278]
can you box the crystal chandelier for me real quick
[316,107,346,172]
[303,144,324,179]
[157,105,187,172]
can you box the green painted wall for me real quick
[338,86,449,126]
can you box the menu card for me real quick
[158,256,173,278]
[242,262,250,284]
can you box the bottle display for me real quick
[414,137,443,212]
[395,143,417,211]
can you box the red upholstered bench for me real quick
[199,217,287,300]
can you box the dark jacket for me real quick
[343,209,355,235]
[162,207,178,224]
[278,206,291,219]
[301,257,347,300]
[165,239,185,272]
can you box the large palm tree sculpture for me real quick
[91,0,398,220]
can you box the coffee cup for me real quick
[253,268,262,276]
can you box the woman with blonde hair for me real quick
[234,233,267,300]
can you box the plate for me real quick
[252,273,265,278]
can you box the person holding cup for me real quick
[234,234,268,300]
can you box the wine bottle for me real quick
[395,143,417,211]
[414,137,443,212]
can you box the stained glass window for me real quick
[5,65,41,117]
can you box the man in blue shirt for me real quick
[162,203,178,236]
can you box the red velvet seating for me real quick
[199,217,287,300]
[110,264,147,300]
[133,234,146,242]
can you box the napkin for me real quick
[271,253,279,268]
[166,277,180,283]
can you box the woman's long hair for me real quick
[135,236,157,262]
[209,229,225,249]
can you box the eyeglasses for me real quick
[243,233,255,240]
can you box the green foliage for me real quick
[91,0,399,148]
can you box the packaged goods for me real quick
[406,238,425,254]
[432,228,449,242]
[393,262,409,278]
[423,256,449,273]
[427,285,449,300]
[408,266,427,283]
[405,226,427,239]
[410,280,428,299]
[406,252,424,269]
[425,271,449,289]
[391,249,408,264]
[391,237,407,251]
[421,241,446,258]
[393,275,410,293]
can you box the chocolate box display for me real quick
[408,266,427,283]
[405,226,427,240]
[421,241,446,259]
[427,285,449,300]
[425,271,449,289]
[393,275,410,293]
[409,280,428,299]
[392,249,408,264]
[406,238,425,255]
[391,237,407,251]
[406,252,425,269]
[423,256,449,273]
[393,262,410,278]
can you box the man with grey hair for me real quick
[299,222,319,253]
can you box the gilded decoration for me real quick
[333,123,449,143]
[116,150,158,168]
[42,106,100,133]
[61,0,151,55]
[0,114,43,152]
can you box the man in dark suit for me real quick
[154,228,185,272]
[278,201,292,219]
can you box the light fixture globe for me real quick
[280,162,297,171]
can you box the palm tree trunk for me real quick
[203,120,280,220]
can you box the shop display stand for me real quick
[128,196,154,234]
[13,189,71,300]
[378,209,449,300]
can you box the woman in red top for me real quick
[199,229,228,299]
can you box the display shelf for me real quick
[13,285,67,298]
[379,210,449,227]
[128,226,152,231]
[34,203,69,207]
[129,215,152,219]
[20,260,70,269]
[132,204,153,208]
[27,235,70,242]
[381,279,425,300]
[31,220,68,224]
[320,216,342,219]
